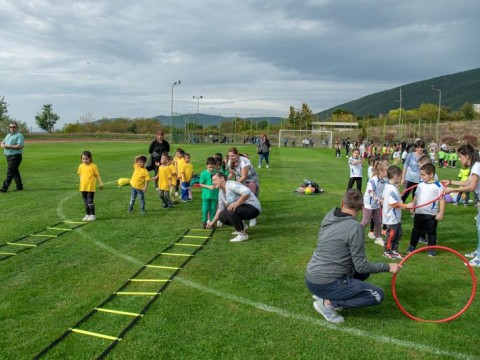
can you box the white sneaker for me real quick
[266,165,269,168]
[249,218,257,227]
[367,232,375,239]
[216,221,223,228]
[313,299,344,323]
[232,224,248,235]
[374,237,385,246]
[230,233,248,242]
[465,251,478,258]
[468,257,480,267]
[82,215,90,221]
[87,215,96,221]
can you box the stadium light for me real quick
[431,85,442,144]
[170,80,181,142]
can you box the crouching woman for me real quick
[207,172,261,242]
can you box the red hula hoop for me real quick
[391,245,477,322]
[400,181,448,210]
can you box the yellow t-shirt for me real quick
[168,164,177,186]
[180,162,194,182]
[130,164,151,190]
[77,163,100,192]
[158,165,172,191]
[175,157,185,175]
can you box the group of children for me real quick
[76,148,223,228]
[356,151,445,259]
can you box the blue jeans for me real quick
[258,152,269,167]
[181,181,190,200]
[305,273,384,309]
[128,187,145,211]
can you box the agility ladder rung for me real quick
[160,252,193,257]
[6,242,37,247]
[128,279,171,283]
[47,227,72,231]
[63,221,88,224]
[146,265,182,270]
[30,234,57,238]
[183,235,210,239]
[70,328,121,341]
[114,291,160,296]
[174,243,203,247]
[0,252,17,256]
[95,308,143,317]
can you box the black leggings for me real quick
[81,191,95,215]
[401,181,418,203]
[347,177,362,191]
[218,204,260,231]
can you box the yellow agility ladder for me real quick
[33,227,215,359]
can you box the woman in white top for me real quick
[207,172,261,242]
[445,144,480,267]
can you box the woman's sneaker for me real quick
[465,251,478,258]
[230,233,248,242]
[367,231,375,239]
[468,257,480,267]
[374,237,385,246]
[82,215,90,221]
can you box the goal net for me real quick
[278,129,332,148]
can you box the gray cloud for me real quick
[0,0,478,128]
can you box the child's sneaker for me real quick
[468,257,480,267]
[367,231,375,239]
[427,250,436,257]
[391,250,404,259]
[406,245,416,254]
[465,251,478,258]
[383,250,395,259]
[202,222,207,229]
[374,237,385,246]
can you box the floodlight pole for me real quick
[431,85,442,144]
[170,80,181,143]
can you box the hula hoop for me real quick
[392,245,477,322]
[400,181,448,210]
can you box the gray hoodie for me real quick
[305,208,389,285]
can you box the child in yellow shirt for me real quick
[167,155,178,204]
[180,153,194,202]
[155,154,173,208]
[128,155,151,214]
[77,150,103,221]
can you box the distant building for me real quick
[473,104,480,114]
[311,121,359,132]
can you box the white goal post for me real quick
[278,129,333,148]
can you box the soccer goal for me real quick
[278,129,332,148]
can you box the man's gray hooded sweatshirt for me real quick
[306,208,390,285]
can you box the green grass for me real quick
[0,142,479,359]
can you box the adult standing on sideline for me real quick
[257,134,271,168]
[1,122,24,192]
[147,130,170,189]
[401,139,425,202]
[206,172,261,242]
[305,189,401,323]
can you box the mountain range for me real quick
[154,67,480,125]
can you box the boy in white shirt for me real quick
[382,166,414,259]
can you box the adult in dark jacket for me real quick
[257,134,271,168]
[305,189,401,323]
[148,130,170,189]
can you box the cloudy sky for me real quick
[1,0,479,129]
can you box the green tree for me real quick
[35,104,60,133]
[299,103,314,130]
[460,102,475,120]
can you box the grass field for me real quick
[0,142,479,360]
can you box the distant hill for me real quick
[153,113,284,127]
[317,67,480,119]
